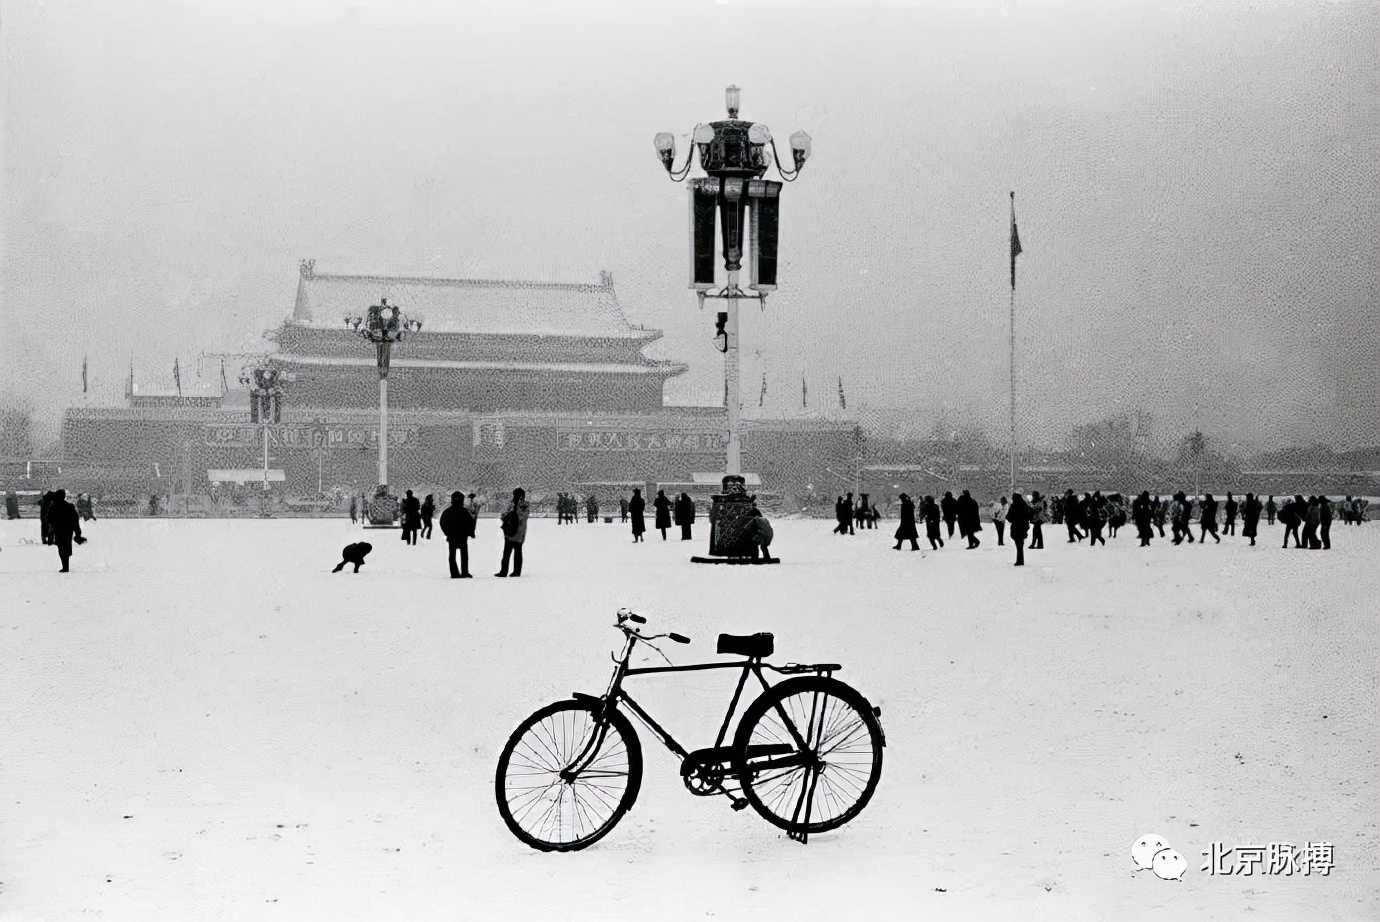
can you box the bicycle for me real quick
[495,608,885,851]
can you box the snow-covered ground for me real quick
[2,516,1376,921]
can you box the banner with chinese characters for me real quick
[203,425,419,449]
[556,428,725,452]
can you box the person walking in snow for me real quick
[495,487,530,577]
[893,493,920,551]
[990,496,1008,546]
[1006,493,1031,567]
[439,491,475,578]
[674,492,696,540]
[921,495,944,550]
[47,489,86,572]
[629,488,647,542]
[653,489,672,540]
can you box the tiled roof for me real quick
[292,265,646,338]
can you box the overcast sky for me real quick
[2,0,1377,452]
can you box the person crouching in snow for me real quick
[333,542,373,573]
[748,506,776,563]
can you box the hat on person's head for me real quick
[55,489,66,499]
[513,487,525,499]
[451,491,463,503]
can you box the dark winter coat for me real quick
[501,499,530,543]
[940,493,957,524]
[1006,495,1031,542]
[894,496,919,541]
[1241,497,1261,538]
[653,492,672,530]
[401,494,422,529]
[48,497,83,543]
[439,503,476,543]
[629,493,646,536]
[956,493,982,534]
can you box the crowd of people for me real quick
[885,488,1358,566]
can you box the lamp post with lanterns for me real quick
[345,298,422,493]
[653,85,811,560]
[239,365,291,494]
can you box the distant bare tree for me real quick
[0,391,35,459]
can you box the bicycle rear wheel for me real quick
[733,676,883,837]
[495,699,642,851]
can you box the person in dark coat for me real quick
[1086,492,1106,546]
[1132,491,1154,547]
[957,490,982,549]
[1006,493,1031,567]
[653,489,672,540]
[940,491,957,539]
[1301,496,1321,549]
[619,495,629,523]
[495,487,530,577]
[40,490,57,545]
[747,505,776,562]
[628,488,647,542]
[47,489,85,572]
[1063,489,1084,542]
[1319,496,1333,549]
[586,494,599,524]
[1199,493,1221,544]
[400,490,421,545]
[5,490,20,519]
[1265,496,1277,525]
[349,494,358,524]
[332,541,372,573]
[833,496,848,534]
[1223,492,1238,536]
[439,491,475,578]
[1241,492,1261,546]
[674,492,696,540]
[1028,491,1047,549]
[892,493,920,551]
[1279,496,1301,548]
[76,493,96,521]
[420,494,436,539]
[921,495,944,549]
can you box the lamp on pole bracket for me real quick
[653,84,811,563]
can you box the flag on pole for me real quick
[838,377,846,410]
[759,372,767,407]
[1010,191,1022,290]
[81,356,88,394]
[802,376,808,408]
[173,358,182,396]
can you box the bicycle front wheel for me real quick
[495,699,643,852]
[733,676,883,836]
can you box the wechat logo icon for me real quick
[1132,833,1187,881]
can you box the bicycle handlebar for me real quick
[615,609,691,645]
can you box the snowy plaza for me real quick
[2,515,1376,921]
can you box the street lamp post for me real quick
[654,85,811,561]
[239,365,291,515]
[345,297,422,496]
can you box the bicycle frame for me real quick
[565,627,832,782]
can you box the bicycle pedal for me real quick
[730,798,749,811]
[788,831,809,844]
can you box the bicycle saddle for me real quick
[717,632,774,659]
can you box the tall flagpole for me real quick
[1009,191,1020,495]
